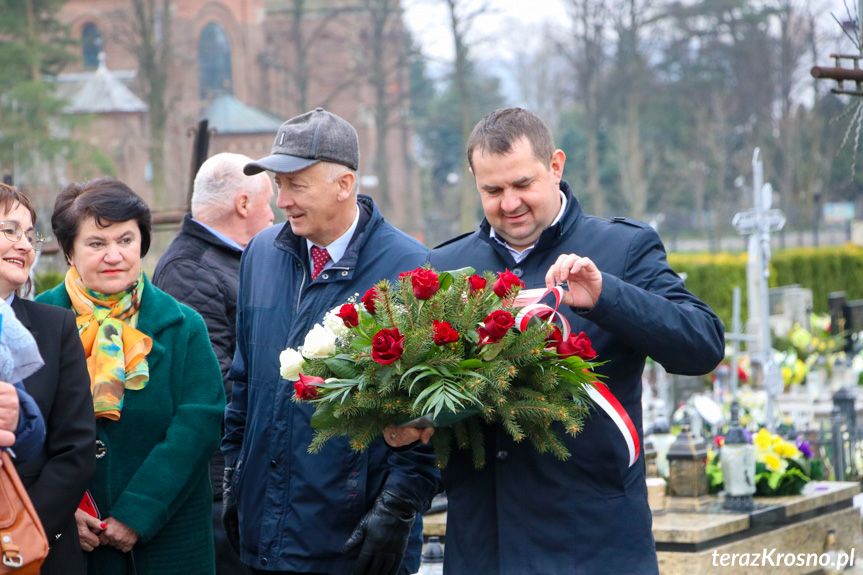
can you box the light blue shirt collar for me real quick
[193,218,244,251]
[490,190,567,264]
[306,204,360,270]
[4,293,13,305]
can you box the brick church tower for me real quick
[55,0,423,254]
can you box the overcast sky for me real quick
[403,0,569,65]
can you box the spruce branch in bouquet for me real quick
[281,266,604,468]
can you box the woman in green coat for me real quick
[37,177,226,575]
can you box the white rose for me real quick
[301,323,337,359]
[279,348,306,381]
[323,306,350,338]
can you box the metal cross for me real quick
[732,148,786,430]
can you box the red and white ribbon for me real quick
[586,381,640,467]
[513,287,571,340]
[513,286,640,467]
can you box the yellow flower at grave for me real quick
[764,454,786,472]
[773,440,800,459]
[754,428,774,450]
[793,359,807,382]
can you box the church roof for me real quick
[60,53,148,115]
[203,94,282,134]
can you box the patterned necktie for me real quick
[310,246,330,280]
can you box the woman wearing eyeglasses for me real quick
[0,183,97,575]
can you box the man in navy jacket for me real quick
[221,108,440,575]
[392,107,724,574]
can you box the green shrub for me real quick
[34,270,65,295]
[668,245,863,329]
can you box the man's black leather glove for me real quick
[342,490,417,575]
[221,467,241,554]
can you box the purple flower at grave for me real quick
[742,427,753,444]
[796,436,813,459]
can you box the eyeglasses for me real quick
[0,221,44,252]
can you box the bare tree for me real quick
[111,0,173,208]
[610,0,656,221]
[262,0,358,113]
[441,0,490,233]
[563,0,609,217]
[361,0,402,223]
[770,0,817,222]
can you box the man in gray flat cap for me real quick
[221,108,441,575]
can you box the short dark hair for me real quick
[52,177,152,260]
[466,107,555,171]
[0,183,38,296]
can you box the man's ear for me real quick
[235,193,250,217]
[336,171,356,201]
[550,149,566,184]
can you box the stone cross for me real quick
[732,149,786,430]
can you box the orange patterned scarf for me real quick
[65,267,152,420]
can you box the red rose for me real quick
[468,274,486,294]
[336,303,359,328]
[433,320,459,345]
[556,331,597,360]
[294,373,324,400]
[410,268,440,300]
[372,327,405,365]
[492,269,525,298]
[476,327,495,345]
[545,325,563,347]
[479,310,515,343]
[399,271,412,280]
[361,287,379,314]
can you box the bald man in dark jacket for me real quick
[154,152,273,575]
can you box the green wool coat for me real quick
[38,275,226,575]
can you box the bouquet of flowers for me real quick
[279,266,608,468]
[706,428,822,496]
[776,315,847,376]
[752,428,822,495]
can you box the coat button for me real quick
[341,271,348,277]
[95,440,107,459]
[512,268,523,277]
[496,450,508,461]
[321,273,329,280]
[270,460,277,468]
[347,479,358,488]
[261,558,268,566]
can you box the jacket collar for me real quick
[477,180,582,257]
[10,296,32,331]
[37,273,182,370]
[272,194,381,270]
[181,214,243,256]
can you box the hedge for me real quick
[33,245,863,332]
[668,245,863,330]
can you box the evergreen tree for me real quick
[0,0,71,184]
